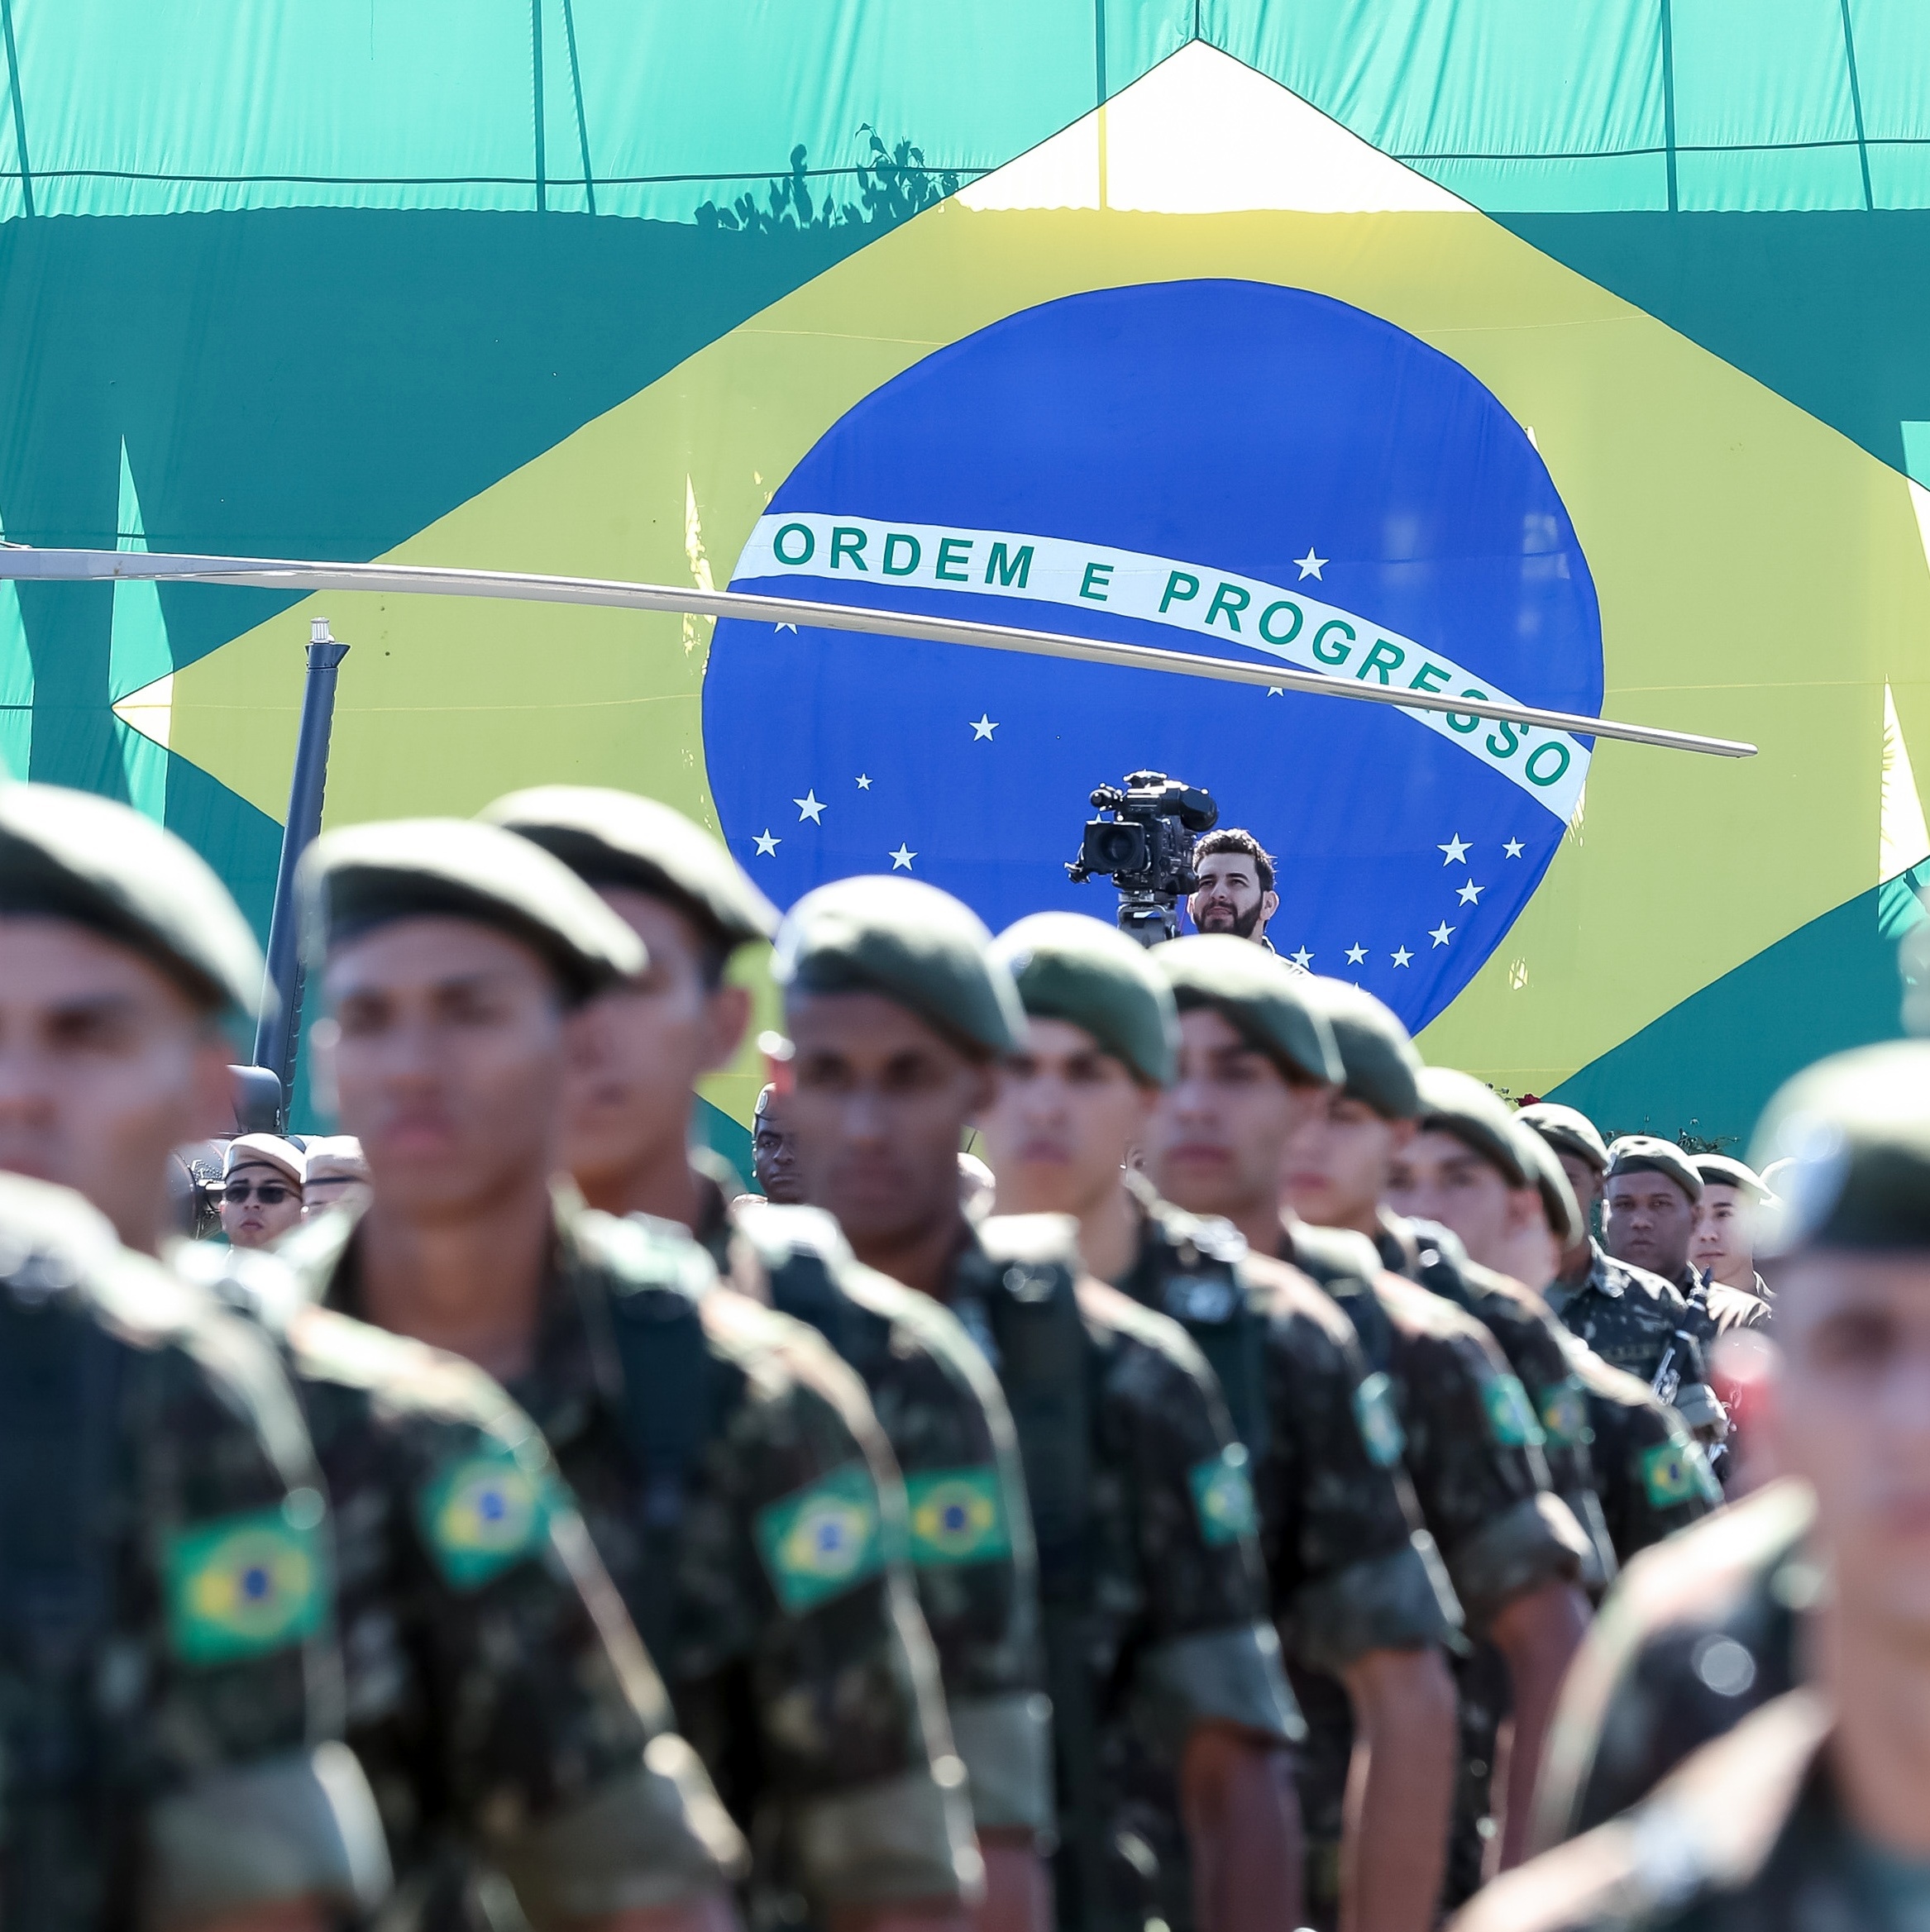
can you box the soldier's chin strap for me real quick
[0,1270,125,1927]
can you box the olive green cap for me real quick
[1512,1122,1584,1248]
[0,782,265,1016]
[1151,935,1341,1086]
[1415,1066,1531,1187]
[1302,976,1421,1119]
[1694,1153,1769,1201]
[299,817,645,1005]
[479,785,778,951]
[1606,1135,1703,1205]
[1751,1041,1930,1254]
[772,874,1025,1060]
[991,912,1178,1087]
[1517,1100,1612,1176]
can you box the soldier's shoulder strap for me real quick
[1118,1190,1271,1462]
[1286,1219,1385,1288]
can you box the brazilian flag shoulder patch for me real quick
[1481,1374,1545,1450]
[755,1463,886,1614]
[163,1504,326,1667]
[418,1450,550,1591]
[1188,1445,1258,1548]
[1352,1371,1407,1469]
[905,1467,1010,1569]
[1538,1377,1590,1449]
[1641,1437,1721,1510]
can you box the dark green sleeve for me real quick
[1255,1296,1459,1673]
[1380,1303,1587,1630]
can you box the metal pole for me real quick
[252,618,349,1113]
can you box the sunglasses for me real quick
[222,1181,297,1206]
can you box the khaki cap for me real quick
[1606,1135,1703,1205]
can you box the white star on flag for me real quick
[1294,550,1326,580]
[889,843,916,871]
[856,774,872,789]
[1289,947,1314,969]
[1429,923,1454,947]
[794,791,825,823]
[775,623,797,634]
[1438,834,1470,865]
[1345,943,1368,966]
[753,830,780,856]
[1267,687,1284,696]
[1503,838,1525,858]
[1457,881,1484,905]
[971,714,998,740]
[1391,947,1413,967]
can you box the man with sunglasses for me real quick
[220,1132,305,1247]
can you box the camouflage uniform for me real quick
[0,1174,388,1932]
[189,1237,744,1930]
[1530,1480,1810,1852]
[284,1194,974,1926]
[1544,1241,1723,1435]
[1378,1214,1617,1596]
[1454,1690,1879,1932]
[1116,1189,1462,1923]
[1283,1219,1591,1911]
[946,1214,1301,1932]
[728,1202,1051,1843]
[1556,1333,1718,1572]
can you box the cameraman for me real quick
[1187,830,1280,949]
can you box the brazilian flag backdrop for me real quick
[4,1,1930,1155]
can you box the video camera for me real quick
[1067,770,1220,946]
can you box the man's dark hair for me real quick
[1193,828,1276,895]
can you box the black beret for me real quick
[773,875,1025,1060]
[1606,1136,1703,1205]
[992,912,1178,1087]
[480,785,777,952]
[0,783,265,1016]
[1151,936,1341,1086]
[1415,1066,1532,1187]
[1517,1101,1612,1176]
[299,818,645,1006]
[1302,977,1422,1119]
[1751,1041,1930,1254]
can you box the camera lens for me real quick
[1085,823,1148,873]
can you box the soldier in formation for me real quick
[0,770,1835,1932]
[1459,1042,1930,1930]
[0,783,743,1931]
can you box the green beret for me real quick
[1517,1101,1611,1176]
[0,783,264,1016]
[299,818,645,1005]
[1302,977,1421,1119]
[773,875,1025,1059]
[1512,1122,1584,1248]
[479,785,777,952]
[1415,1066,1531,1187]
[1750,1041,1930,1254]
[1605,1135,1703,1205]
[1694,1153,1768,1200]
[1150,936,1341,1086]
[991,912,1178,1087]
